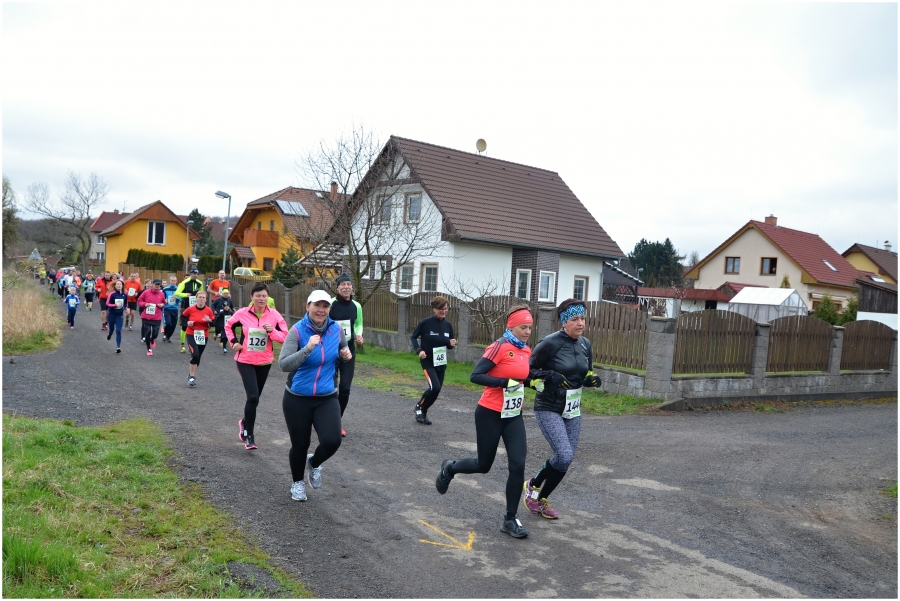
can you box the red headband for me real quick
[507,309,533,329]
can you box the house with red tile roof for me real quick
[342,136,624,301]
[637,287,732,317]
[842,242,897,285]
[684,215,860,311]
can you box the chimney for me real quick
[330,181,338,202]
[764,214,777,226]
[113,209,119,214]
[885,240,892,252]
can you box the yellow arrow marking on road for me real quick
[418,519,475,550]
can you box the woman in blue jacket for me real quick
[278,290,352,502]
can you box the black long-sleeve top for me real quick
[409,315,455,363]
[529,329,593,414]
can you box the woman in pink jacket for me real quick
[225,282,288,450]
[137,279,167,356]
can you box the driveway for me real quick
[3,307,897,598]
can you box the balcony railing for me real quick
[242,228,279,248]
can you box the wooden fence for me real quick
[766,315,832,372]
[585,302,649,371]
[673,310,755,374]
[407,292,461,339]
[469,296,540,347]
[840,320,895,371]
[364,288,399,332]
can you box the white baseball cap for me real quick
[306,290,332,305]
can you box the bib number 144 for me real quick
[562,388,582,419]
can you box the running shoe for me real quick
[422,413,433,425]
[188,376,196,387]
[180,345,186,353]
[538,498,559,519]
[238,419,246,443]
[523,479,542,514]
[128,325,133,331]
[101,325,107,330]
[415,406,425,424]
[141,337,145,342]
[223,347,227,353]
[115,348,121,354]
[306,454,322,490]
[151,341,156,349]
[69,326,74,329]
[341,428,347,437]
[147,349,153,356]
[107,331,113,341]
[244,434,257,450]
[290,481,307,501]
[500,517,529,538]
[435,459,454,494]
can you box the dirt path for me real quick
[3,305,897,598]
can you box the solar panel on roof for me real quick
[275,199,309,216]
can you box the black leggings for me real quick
[282,390,342,482]
[236,362,271,436]
[337,354,355,416]
[142,320,161,350]
[163,311,178,340]
[186,334,208,365]
[417,362,446,412]
[448,404,527,517]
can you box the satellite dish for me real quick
[476,139,487,153]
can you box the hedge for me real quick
[196,255,223,274]
[125,248,185,271]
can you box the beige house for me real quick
[685,216,861,311]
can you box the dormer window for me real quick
[822,260,838,272]
[872,276,886,283]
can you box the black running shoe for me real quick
[435,459,453,494]
[500,517,529,538]
[107,330,113,341]
[415,407,426,424]
[422,413,433,425]
[244,434,257,450]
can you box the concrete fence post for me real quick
[456,303,471,362]
[828,326,845,376]
[538,306,556,341]
[644,317,676,398]
[891,331,898,374]
[397,297,410,343]
[752,323,771,393]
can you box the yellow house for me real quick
[229,185,342,274]
[98,201,200,273]
[841,242,897,285]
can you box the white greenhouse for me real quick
[725,288,808,323]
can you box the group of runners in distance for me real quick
[49,263,597,539]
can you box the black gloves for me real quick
[582,373,601,388]
[545,371,574,389]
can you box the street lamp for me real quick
[215,191,232,274]
[185,220,194,273]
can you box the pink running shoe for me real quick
[238,419,246,443]
[538,498,559,519]
[147,349,153,356]
[151,341,156,349]
[523,479,542,514]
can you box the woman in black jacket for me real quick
[524,298,601,520]
[409,296,457,425]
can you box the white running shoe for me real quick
[306,454,322,490]
[291,481,307,501]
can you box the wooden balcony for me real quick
[242,228,279,248]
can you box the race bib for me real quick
[246,327,268,352]
[128,287,136,297]
[432,346,447,366]
[68,299,77,308]
[114,298,124,309]
[193,330,206,345]
[337,319,352,341]
[501,383,524,418]
[562,388,582,419]
[145,304,156,315]
[224,315,233,325]
[167,295,178,305]
[189,296,197,307]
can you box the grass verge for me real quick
[3,275,64,355]
[354,345,662,416]
[882,482,898,498]
[2,414,311,598]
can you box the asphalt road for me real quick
[3,303,897,598]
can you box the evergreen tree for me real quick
[272,246,305,287]
[838,295,858,325]
[780,275,791,288]
[187,208,213,255]
[628,238,685,287]
[2,175,20,259]
[811,294,839,325]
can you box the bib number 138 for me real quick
[562,388,582,419]
[501,384,524,418]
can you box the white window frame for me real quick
[538,271,556,303]
[405,194,422,223]
[422,264,438,292]
[374,259,386,280]
[147,221,166,245]
[376,195,391,225]
[573,276,588,301]
[96,251,105,261]
[398,264,414,292]
[515,269,531,300]
[97,235,106,245]
[359,259,370,280]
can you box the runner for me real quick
[161,276,180,342]
[523,298,601,521]
[225,283,288,450]
[137,279,166,356]
[435,305,534,538]
[63,286,80,329]
[329,274,364,437]
[182,290,215,386]
[39,267,47,286]
[123,273,143,331]
[174,269,204,353]
[105,279,128,353]
[57,268,68,299]
[211,287,235,353]
[409,296,457,425]
[208,269,230,302]
[83,272,96,311]
[97,271,112,330]
[277,290,351,501]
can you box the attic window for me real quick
[822,260,838,272]
[871,276,886,283]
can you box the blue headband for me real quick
[559,304,586,324]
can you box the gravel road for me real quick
[3,304,897,598]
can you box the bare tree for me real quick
[27,172,110,273]
[443,274,514,342]
[2,174,20,261]
[293,125,447,304]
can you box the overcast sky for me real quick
[3,2,897,260]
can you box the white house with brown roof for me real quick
[685,215,861,311]
[344,136,625,303]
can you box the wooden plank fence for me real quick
[673,310,755,374]
[766,315,832,372]
[469,296,540,347]
[406,292,461,336]
[840,320,895,371]
[585,302,649,371]
[363,288,399,332]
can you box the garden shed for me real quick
[726,288,808,323]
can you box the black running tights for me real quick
[282,391,342,482]
[236,362,271,436]
[186,334,207,365]
[448,404,527,517]
[417,363,446,412]
[142,320,161,350]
